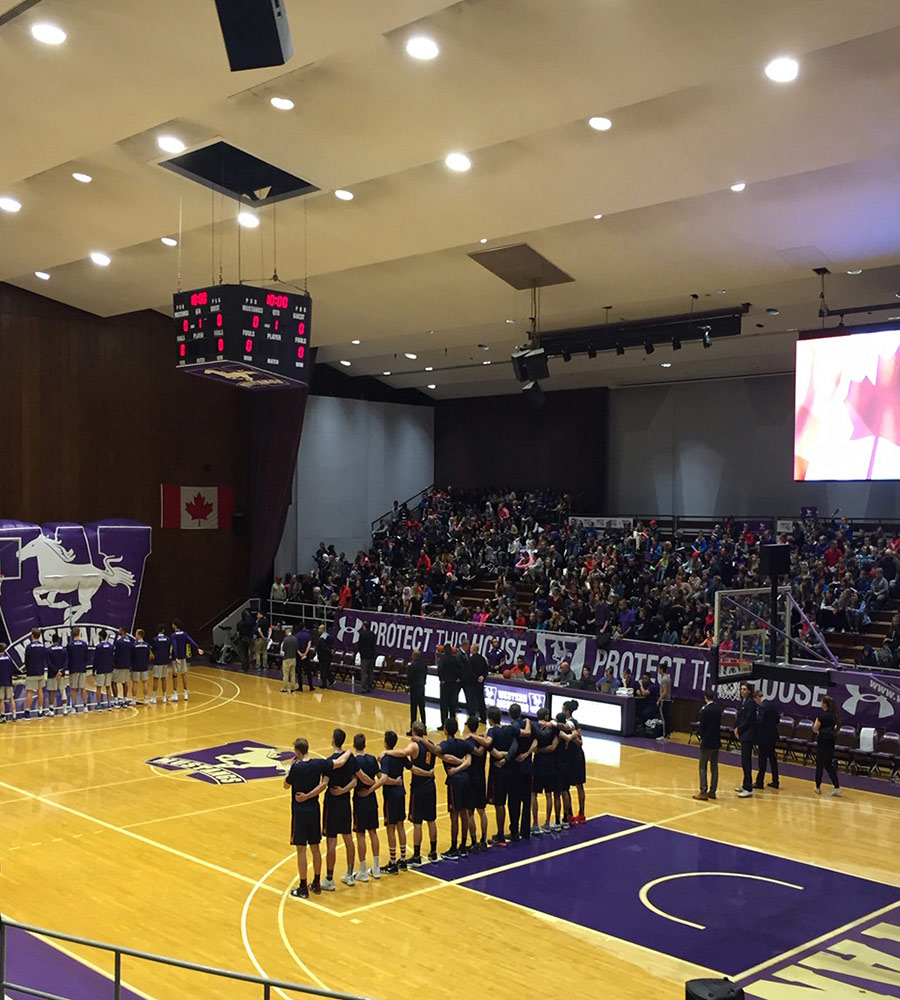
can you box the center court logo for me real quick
[147,740,293,785]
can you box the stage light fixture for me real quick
[701,326,712,349]
[562,349,571,363]
[615,342,625,356]
[644,338,655,355]
[587,344,597,359]
[672,335,682,351]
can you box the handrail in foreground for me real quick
[0,914,379,1000]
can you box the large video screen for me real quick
[795,329,900,481]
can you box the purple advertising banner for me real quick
[0,519,152,670]
[332,609,900,731]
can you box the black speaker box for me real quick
[685,979,744,1000]
[213,0,294,71]
[759,543,791,579]
[511,348,549,383]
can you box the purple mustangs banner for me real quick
[332,608,900,731]
[0,519,152,670]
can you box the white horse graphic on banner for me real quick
[17,534,135,624]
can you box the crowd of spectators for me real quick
[274,489,900,670]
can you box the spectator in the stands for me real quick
[870,566,889,610]
[270,576,287,603]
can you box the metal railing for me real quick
[369,484,434,533]
[0,914,377,1000]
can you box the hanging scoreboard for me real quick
[173,284,311,389]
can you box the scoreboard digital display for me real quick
[173,284,311,389]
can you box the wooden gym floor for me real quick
[1,666,899,1000]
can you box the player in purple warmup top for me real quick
[0,642,16,722]
[170,619,203,702]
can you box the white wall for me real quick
[608,373,900,516]
[275,396,434,574]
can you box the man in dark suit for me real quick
[315,624,333,689]
[456,640,474,718]
[357,622,377,693]
[734,682,757,797]
[467,643,488,724]
[694,688,721,801]
[407,649,427,734]
[754,689,781,790]
[437,644,458,725]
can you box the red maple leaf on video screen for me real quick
[846,353,900,443]
[185,492,214,524]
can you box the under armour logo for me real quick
[335,614,363,645]
[842,685,895,720]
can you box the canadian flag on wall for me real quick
[161,485,235,530]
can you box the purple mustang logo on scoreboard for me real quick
[147,741,294,784]
[0,519,151,668]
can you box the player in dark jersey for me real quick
[437,718,473,858]
[66,628,90,713]
[150,625,172,705]
[464,716,490,851]
[553,711,575,830]
[46,634,71,716]
[351,733,382,881]
[508,703,536,842]
[323,729,358,890]
[0,642,16,722]
[131,629,151,705]
[285,737,351,899]
[484,706,518,846]
[384,721,439,867]
[380,730,409,874]
[563,700,587,823]
[533,708,560,833]
[92,630,115,710]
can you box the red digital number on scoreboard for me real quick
[190,291,208,307]
[266,293,290,309]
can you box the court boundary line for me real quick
[0,776,282,898]
[733,898,900,982]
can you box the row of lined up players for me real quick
[0,621,203,721]
[283,701,587,898]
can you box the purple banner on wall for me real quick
[332,609,900,731]
[0,519,152,669]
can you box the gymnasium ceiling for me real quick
[3,0,900,398]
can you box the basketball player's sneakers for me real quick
[531,824,543,835]
[369,862,381,879]
[170,693,178,702]
[383,862,399,875]
[340,872,355,886]
[398,857,408,871]
[321,877,336,891]
[355,868,369,882]
[148,696,157,705]
[290,884,309,899]
[182,691,189,701]
[427,850,438,862]
[409,854,424,868]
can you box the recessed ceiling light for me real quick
[480,238,488,244]
[424,366,434,372]
[335,189,354,201]
[715,289,726,294]
[90,251,111,267]
[765,56,799,83]
[593,213,603,220]
[0,196,21,213]
[483,360,491,365]
[660,362,672,368]
[766,307,780,315]
[237,211,260,228]
[270,96,294,111]
[351,339,361,345]
[406,35,439,60]
[847,269,863,275]
[157,135,186,154]
[339,360,351,367]
[730,182,746,192]
[72,172,92,184]
[161,237,178,247]
[405,352,417,360]
[445,152,471,172]
[383,371,392,376]
[31,23,66,45]
[427,383,437,389]
[34,271,50,280]
[505,318,516,324]
[588,117,613,131]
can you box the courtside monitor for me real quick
[795,326,900,480]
